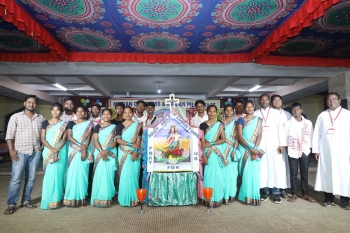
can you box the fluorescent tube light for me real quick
[53,83,68,91]
[248,85,261,92]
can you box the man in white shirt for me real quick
[132,100,147,127]
[312,92,350,210]
[190,100,208,127]
[284,103,316,203]
[254,94,287,204]
[232,99,245,121]
[60,97,77,122]
[271,94,292,198]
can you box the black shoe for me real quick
[260,193,268,201]
[273,195,281,204]
[281,190,289,198]
[341,204,350,210]
[321,201,335,207]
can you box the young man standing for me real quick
[284,103,315,203]
[254,94,287,204]
[312,92,350,210]
[113,102,125,125]
[4,95,45,215]
[232,99,245,121]
[60,97,77,122]
[190,100,208,127]
[271,94,292,198]
[145,102,158,127]
[132,100,147,127]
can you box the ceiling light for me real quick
[53,83,68,91]
[248,85,261,92]
[158,83,161,93]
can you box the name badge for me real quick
[263,126,270,132]
[327,128,335,135]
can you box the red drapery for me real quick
[0,53,63,62]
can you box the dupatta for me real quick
[43,120,68,172]
[203,121,228,167]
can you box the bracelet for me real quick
[76,141,81,146]
[97,148,102,152]
[106,146,111,152]
[127,142,132,147]
[232,147,236,152]
[210,142,215,146]
[133,148,140,153]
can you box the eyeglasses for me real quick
[326,98,339,103]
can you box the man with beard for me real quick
[4,95,45,215]
[132,100,147,127]
[312,92,350,210]
[271,95,292,198]
[232,99,246,121]
[254,94,287,204]
[190,100,208,127]
[60,97,77,122]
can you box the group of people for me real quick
[193,93,350,210]
[3,92,350,215]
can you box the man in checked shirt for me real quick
[4,95,45,215]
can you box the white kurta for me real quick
[279,109,292,188]
[254,107,287,189]
[190,112,208,127]
[312,107,350,197]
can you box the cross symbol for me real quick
[165,93,179,111]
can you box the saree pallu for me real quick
[63,121,94,207]
[223,120,240,202]
[118,122,142,207]
[238,117,263,206]
[91,124,117,207]
[203,121,227,207]
[40,121,68,210]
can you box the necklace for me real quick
[207,120,217,127]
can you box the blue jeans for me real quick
[7,150,41,206]
[261,187,281,196]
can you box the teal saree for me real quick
[91,124,117,207]
[237,117,263,206]
[203,121,227,207]
[117,122,142,207]
[223,119,240,202]
[40,120,67,210]
[63,120,94,207]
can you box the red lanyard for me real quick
[260,107,270,125]
[328,107,342,126]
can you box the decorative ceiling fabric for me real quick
[0,0,348,66]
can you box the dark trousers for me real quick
[288,153,310,196]
[87,162,94,195]
[324,192,350,205]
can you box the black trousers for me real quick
[324,192,350,205]
[288,153,310,196]
[87,162,94,195]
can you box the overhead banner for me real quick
[109,98,220,125]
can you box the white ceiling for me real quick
[0,61,349,103]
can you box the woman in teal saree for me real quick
[237,100,263,206]
[201,105,227,207]
[222,105,240,203]
[63,106,94,207]
[116,106,143,207]
[40,103,68,210]
[91,108,118,207]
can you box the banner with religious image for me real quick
[109,98,220,125]
[147,109,199,172]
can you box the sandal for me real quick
[301,196,317,203]
[287,195,297,202]
[22,202,37,209]
[4,206,15,215]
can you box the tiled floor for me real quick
[0,158,348,233]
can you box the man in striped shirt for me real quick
[4,95,45,215]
